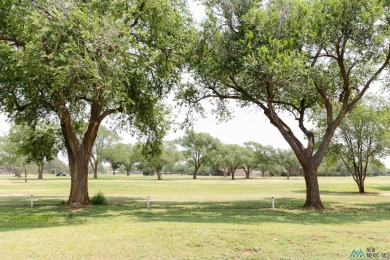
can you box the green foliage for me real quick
[0,122,61,176]
[182,0,389,206]
[90,191,107,205]
[211,143,244,176]
[140,141,182,179]
[326,97,390,189]
[102,142,142,175]
[0,0,195,179]
[177,130,221,177]
[183,0,390,171]
[44,159,68,173]
[275,149,302,176]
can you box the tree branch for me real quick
[129,2,146,28]
[348,43,390,110]
[0,36,25,47]
[98,106,123,123]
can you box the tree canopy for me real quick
[0,0,194,205]
[181,0,390,209]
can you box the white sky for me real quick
[0,0,389,168]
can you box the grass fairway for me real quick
[1,175,390,259]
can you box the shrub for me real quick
[91,191,108,205]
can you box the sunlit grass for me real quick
[1,175,390,259]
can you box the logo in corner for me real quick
[349,249,365,258]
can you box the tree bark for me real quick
[91,157,98,179]
[303,165,324,209]
[358,182,365,193]
[37,161,44,179]
[59,102,100,207]
[93,162,98,179]
[245,172,250,179]
[67,155,90,206]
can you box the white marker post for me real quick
[147,196,150,209]
[30,195,34,208]
[272,197,275,209]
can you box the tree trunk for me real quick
[89,156,98,179]
[358,182,365,193]
[303,166,324,209]
[67,156,90,206]
[56,89,116,207]
[355,171,365,194]
[93,159,98,179]
[245,172,250,179]
[157,170,162,180]
[193,165,200,179]
[61,122,93,207]
[231,171,235,180]
[37,161,44,180]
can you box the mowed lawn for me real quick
[1,175,390,259]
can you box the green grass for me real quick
[1,174,390,259]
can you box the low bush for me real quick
[90,191,108,205]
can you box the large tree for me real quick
[0,0,193,206]
[183,0,390,209]
[332,98,390,193]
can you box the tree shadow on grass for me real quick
[294,189,380,196]
[0,196,144,232]
[115,199,390,226]
[372,186,390,192]
[1,196,390,233]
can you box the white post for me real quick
[272,197,275,209]
[147,196,150,209]
[30,195,33,208]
